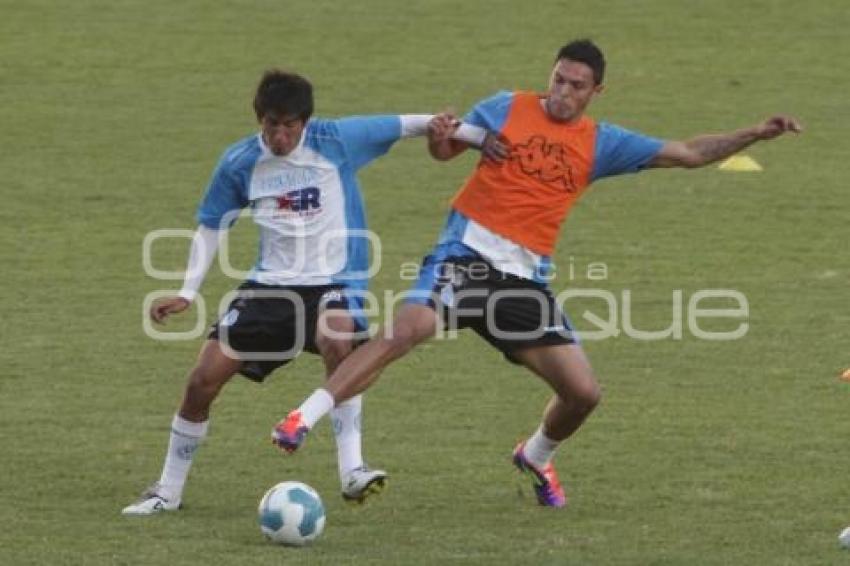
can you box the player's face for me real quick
[545,59,603,122]
[261,113,306,156]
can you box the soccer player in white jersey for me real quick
[122,70,486,515]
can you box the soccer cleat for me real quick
[512,442,567,508]
[271,410,310,453]
[341,466,388,504]
[121,483,181,516]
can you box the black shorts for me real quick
[208,281,367,382]
[408,255,577,363]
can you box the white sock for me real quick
[522,426,560,469]
[157,414,209,501]
[298,388,335,428]
[331,395,365,481]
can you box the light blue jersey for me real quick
[196,116,402,291]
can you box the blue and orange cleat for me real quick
[512,442,567,508]
[271,410,309,453]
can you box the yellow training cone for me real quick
[718,155,763,172]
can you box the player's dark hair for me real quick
[556,39,606,85]
[253,69,314,122]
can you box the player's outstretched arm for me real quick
[648,115,803,169]
[150,225,220,324]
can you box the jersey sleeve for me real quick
[591,122,664,181]
[334,115,403,170]
[463,91,514,131]
[196,155,250,229]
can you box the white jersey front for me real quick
[197,116,403,289]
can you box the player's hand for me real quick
[755,115,803,140]
[150,296,191,324]
[427,112,459,143]
[481,132,510,162]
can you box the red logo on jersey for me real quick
[274,187,321,213]
[275,194,296,210]
[510,135,577,193]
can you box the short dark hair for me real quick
[253,69,314,122]
[555,39,606,85]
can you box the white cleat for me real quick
[341,466,388,504]
[121,483,181,516]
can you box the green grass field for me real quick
[2,1,849,564]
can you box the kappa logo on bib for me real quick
[510,135,578,193]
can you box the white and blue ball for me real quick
[258,481,325,546]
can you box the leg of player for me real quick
[272,303,440,453]
[509,343,601,507]
[122,339,242,516]
[312,308,388,503]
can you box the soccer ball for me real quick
[258,481,326,546]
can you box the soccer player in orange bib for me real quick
[273,40,802,507]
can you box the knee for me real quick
[316,334,354,366]
[573,378,602,412]
[553,370,600,414]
